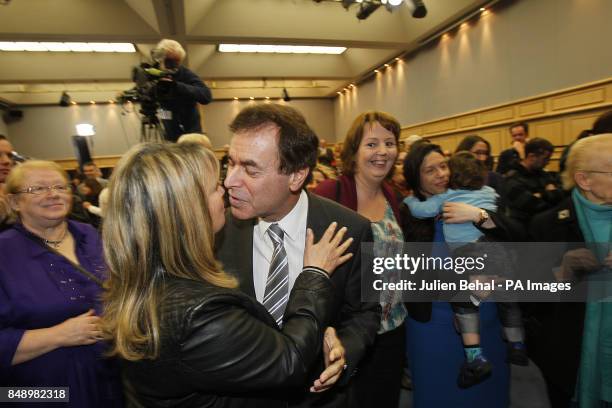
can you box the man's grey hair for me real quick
[156,39,186,62]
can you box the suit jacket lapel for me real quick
[306,192,329,239]
[226,213,257,298]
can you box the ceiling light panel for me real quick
[0,42,135,53]
[218,44,346,55]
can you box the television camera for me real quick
[117,48,178,142]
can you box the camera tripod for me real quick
[139,112,166,143]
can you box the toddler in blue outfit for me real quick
[405,185,498,246]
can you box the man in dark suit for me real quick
[503,137,564,227]
[216,104,380,407]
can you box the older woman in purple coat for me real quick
[0,160,122,407]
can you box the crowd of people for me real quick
[0,105,610,408]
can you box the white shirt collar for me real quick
[256,190,308,242]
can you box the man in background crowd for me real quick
[497,122,530,175]
[79,161,108,193]
[503,137,564,226]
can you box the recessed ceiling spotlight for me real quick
[89,100,96,104]
[70,101,77,105]
[395,57,401,61]
[233,97,239,100]
[384,63,390,68]
[265,96,270,100]
[374,69,380,73]
[249,96,254,100]
[480,7,486,11]
[108,100,115,104]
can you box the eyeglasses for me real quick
[582,170,612,176]
[16,184,71,195]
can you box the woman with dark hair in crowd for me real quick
[401,142,517,407]
[80,178,103,205]
[314,111,406,408]
[102,142,352,407]
[592,110,612,134]
[456,135,504,195]
[405,150,529,383]
[528,133,612,408]
[69,171,84,194]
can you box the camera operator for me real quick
[154,39,212,142]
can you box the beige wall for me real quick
[7,104,143,160]
[201,99,336,149]
[7,98,335,161]
[334,0,612,139]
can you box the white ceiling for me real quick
[0,0,487,105]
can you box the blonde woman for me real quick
[102,143,351,408]
[176,132,213,149]
[0,160,122,407]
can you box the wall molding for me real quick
[400,77,612,171]
[52,78,612,172]
[401,77,612,139]
[55,149,227,171]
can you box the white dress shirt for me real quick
[253,190,308,302]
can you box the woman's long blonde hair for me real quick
[102,143,236,361]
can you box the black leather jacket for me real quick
[123,270,334,408]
